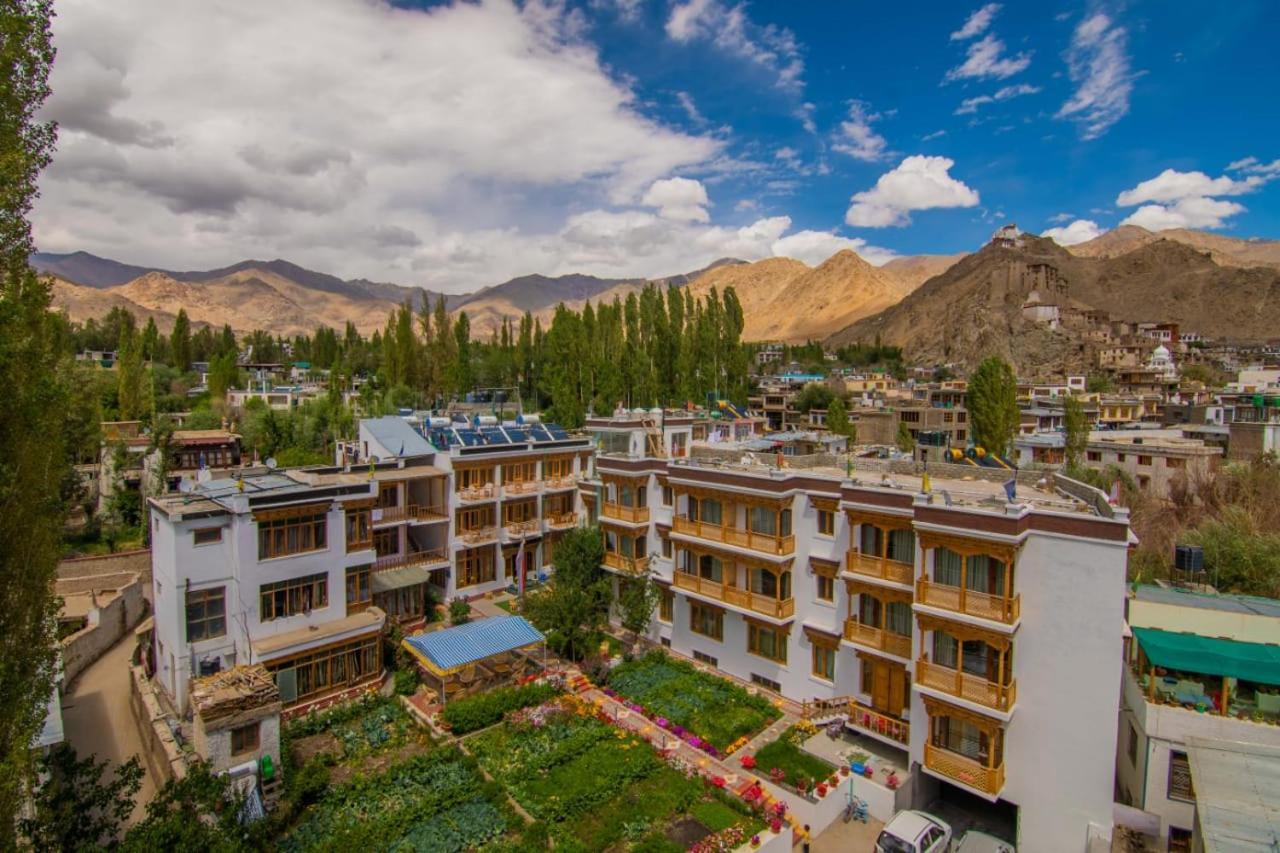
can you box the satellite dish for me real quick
[196,469,213,484]
[178,479,195,493]
[368,455,381,464]
[265,457,277,470]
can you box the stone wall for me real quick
[129,663,188,784]
[60,574,147,686]
[58,549,152,587]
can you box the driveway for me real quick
[811,812,886,851]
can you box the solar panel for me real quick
[503,426,529,442]
[429,428,459,448]
[528,424,553,442]
[546,425,570,440]
[480,427,511,445]
[455,429,484,447]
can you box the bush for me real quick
[441,682,560,734]
[449,598,473,625]
[393,668,419,696]
[286,760,329,810]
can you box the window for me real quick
[661,485,673,506]
[886,529,915,563]
[691,498,723,525]
[374,527,398,557]
[378,483,398,509]
[658,589,674,623]
[692,649,718,666]
[231,722,260,755]
[1087,450,1102,462]
[346,564,371,607]
[1138,455,1152,467]
[1167,751,1194,802]
[1117,453,1127,462]
[750,673,781,692]
[1126,722,1138,767]
[690,602,723,640]
[817,509,834,536]
[748,623,787,663]
[544,456,573,480]
[193,527,222,546]
[1168,827,1192,853]
[260,573,329,621]
[345,507,371,551]
[266,634,380,704]
[457,467,494,490]
[458,505,496,532]
[1165,457,1185,469]
[661,536,672,558]
[816,574,834,602]
[457,548,497,587]
[257,510,327,560]
[812,644,835,681]
[861,658,873,692]
[503,499,536,525]
[502,460,536,484]
[185,587,226,642]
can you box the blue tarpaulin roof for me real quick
[402,615,544,676]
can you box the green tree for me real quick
[0,0,74,830]
[120,762,253,852]
[793,382,834,413]
[825,395,852,437]
[116,311,144,420]
[616,577,659,649]
[967,356,1020,459]
[169,308,192,372]
[20,745,143,851]
[1063,394,1088,469]
[896,422,916,454]
[206,350,240,401]
[521,526,609,661]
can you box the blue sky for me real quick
[34,0,1280,290]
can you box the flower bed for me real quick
[746,726,837,795]
[440,680,561,734]
[604,650,780,753]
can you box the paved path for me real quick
[811,812,885,851]
[61,633,159,828]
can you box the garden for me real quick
[739,723,840,799]
[602,651,781,755]
[466,695,766,851]
[285,695,432,783]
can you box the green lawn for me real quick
[751,727,836,791]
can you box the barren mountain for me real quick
[686,251,916,343]
[880,253,966,290]
[827,235,1280,374]
[1066,225,1280,271]
[50,277,186,332]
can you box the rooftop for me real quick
[1133,584,1280,619]
[1185,737,1280,852]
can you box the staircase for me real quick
[565,670,593,695]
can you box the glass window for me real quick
[885,601,912,636]
[887,529,915,563]
[259,573,329,621]
[658,589,673,623]
[748,623,787,663]
[1168,751,1194,802]
[193,527,222,546]
[231,722,260,755]
[690,603,723,640]
[816,574,834,602]
[697,554,723,583]
[749,506,777,535]
[858,595,882,627]
[257,511,327,560]
[935,548,963,586]
[817,509,834,536]
[859,525,883,556]
[812,644,835,680]
[185,587,226,642]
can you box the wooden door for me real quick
[871,658,907,718]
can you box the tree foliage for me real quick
[522,526,610,661]
[967,356,1020,459]
[1063,394,1088,468]
[20,745,143,852]
[825,395,853,438]
[616,577,660,642]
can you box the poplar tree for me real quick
[169,308,192,372]
[116,312,144,419]
[968,356,1020,459]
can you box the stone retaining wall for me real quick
[129,663,188,784]
[60,574,147,686]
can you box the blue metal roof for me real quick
[403,615,544,675]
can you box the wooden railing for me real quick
[373,548,449,572]
[916,657,1016,712]
[602,502,650,523]
[848,702,910,745]
[846,551,913,586]
[673,571,795,619]
[544,511,577,529]
[456,484,496,502]
[347,537,373,553]
[603,552,650,575]
[800,695,855,721]
[376,505,447,525]
[544,475,578,491]
[672,516,795,556]
[505,519,540,536]
[503,480,542,496]
[843,619,912,658]
[916,579,1020,624]
[459,526,498,545]
[924,743,1004,796]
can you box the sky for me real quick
[33,0,1280,292]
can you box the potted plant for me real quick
[770,766,786,785]
[740,754,757,769]
[816,782,828,797]
[840,766,849,777]
[796,778,809,796]
[862,765,873,779]
[769,818,783,834]
[751,835,762,849]
[887,771,900,790]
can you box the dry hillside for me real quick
[1068,225,1280,271]
[50,278,181,332]
[879,253,966,290]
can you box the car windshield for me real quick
[876,831,916,853]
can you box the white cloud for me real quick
[1048,212,1074,223]
[1056,12,1136,140]
[954,83,1041,114]
[641,177,711,222]
[1121,197,1246,231]
[675,91,706,125]
[921,129,947,141]
[1042,218,1102,245]
[34,0,740,291]
[951,3,1001,41]
[1227,156,1280,176]
[1116,168,1265,205]
[945,34,1031,82]
[774,146,802,170]
[832,102,889,162]
[844,155,980,228]
[771,229,898,266]
[665,0,804,93]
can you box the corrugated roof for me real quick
[364,416,436,458]
[1185,737,1280,852]
[403,615,543,676]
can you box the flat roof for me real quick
[1134,584,1280,619]
[1185,738,1280,852]
[363,415,436,457]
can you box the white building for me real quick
[586,412,1134,852]
[1115,584,1280,851]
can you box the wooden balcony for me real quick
[603,552,650,575]
[848,702,910,746]
[843,619,912,658]
[504,519,540,537]
[924,742,1004,797]
[503,480,542,497]
[602,502,650,524]
[456,484,497,503]
[846,550,913,586]
[672,516,795,557]
[544,511,577,530]
[673,571,795,620]
[347,537,374,554]
[459,526,498,546]
[544,475,578,491]
[916,579,1020,625]
[375,505,447,526]
[916,657,1016,712]
[373,548,449,572]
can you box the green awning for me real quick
[371,564,436,593]
[1133,627,1280,686]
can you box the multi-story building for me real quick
[586,412,1133,852]
[1082,433,1222,497]
[1115,584,1280,850]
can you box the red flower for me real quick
[711,775,726,788]
[740,755,757,769]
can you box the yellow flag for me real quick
[922,471,932,494]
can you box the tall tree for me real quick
[1063,394,1088,470]
[169,308,192,372]
[0,0,71,830]
[967,356,1020,459]
[116,311,144,419]
[20,745,142,851]
[826,395,852,438]
[522,526,609,661]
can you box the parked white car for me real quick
[954,830,1016,853]
[876,810,953,853]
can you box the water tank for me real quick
[476,415,498,426]
[520,413,541,424]
[1174,544,1205,573]
[428,416,451,428]
[649,407,663,418]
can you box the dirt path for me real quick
[61,633,159,828]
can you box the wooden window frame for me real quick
[457,548,497,588]
[231,722,260,755]
[192,527,223,546]
[812,644,836,681]
[257,511,328,560]
[690,602,724,641]
[259,572,329,621]
[185,586,226,643]
[658,589,674,623]
[816,573,835,602]
[817,509,835,536]
[747,622,788,663]
[458,505,496,532]
[346,564,372,607]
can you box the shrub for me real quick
[752,728,836,793]
[449,597,473,624]
[441,682,560,734]
[393,668,419,696]
[286,760,329,810]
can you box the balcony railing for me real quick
[544,511,577,530]
[375,505,447,526]
[924,742,1004,796]
[544,475,578,491]
[602,502,650,523]
[457,484,497,502]
[916,579,1020,624]
[373,548,449,572]
[673,571,795,620]
[846,551,913,586]
[459,526,498,545]
[603,552,650,575]
[504,519,540,536]
[503,480,542,497]
[848,702,910,746]
[843,619,912,658]
[347,537,374,554]
[672,517,795,556]
[916,657,1016,712]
